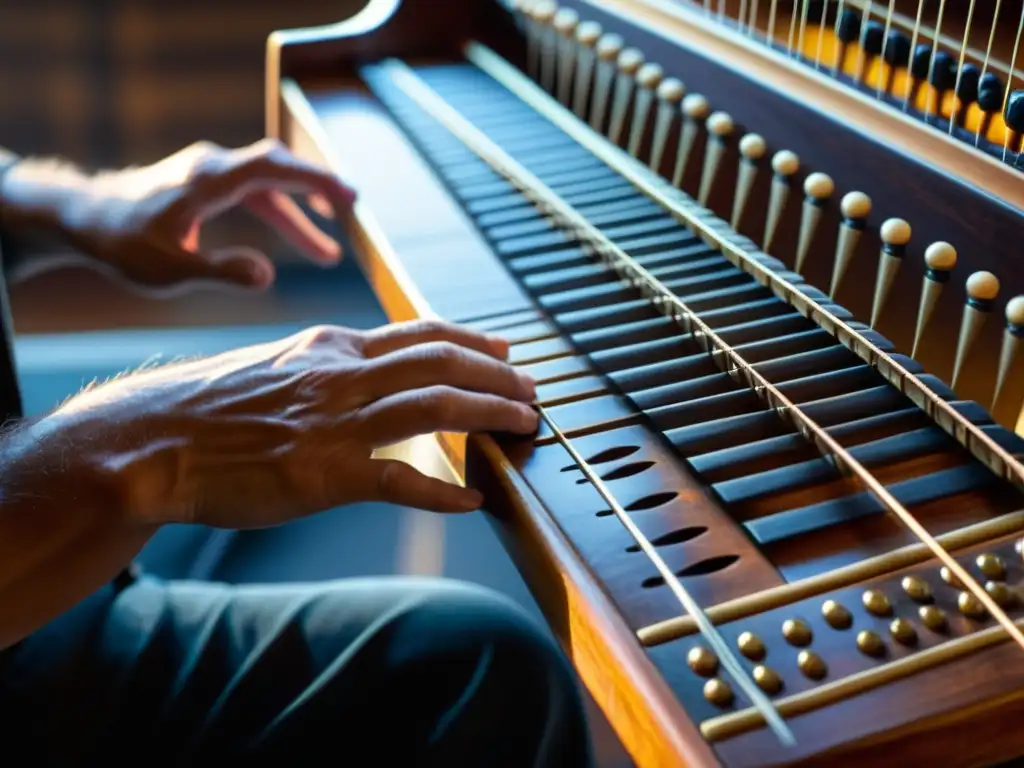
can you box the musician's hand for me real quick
[29,320,537,528]
[1,138,356,293]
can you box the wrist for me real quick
[1,413,149,531]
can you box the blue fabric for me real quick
[0,574,593,767]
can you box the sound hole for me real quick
[641,554,741,588]
[626,526,707,552]
[575,460,657,484]
[626,491,678,511]
[560,445,640,472]
[595,491,678,517]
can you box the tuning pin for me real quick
[855,21,885,87]
[828,191,871,298]
[672,93,710,188]
[911,242,957,359]
[650,77,685,172]
[952,64,980,129]
[1005,91,1024,156]
[833,8,861,75]
[976,72,1004,142]
[993,296,1024,412]
[572,21,603,118]
[589,33,624,133]
[881,30,911,97]
[952,271,1001,390]
[531,1,559,94]
[927,51,957,120]
[730,133,766,230]
[795,172,834,275]
[870,218,911,327]
[763,150,799,254]
[698,111,734,206]
[553,8,580,106]
[608,48,645,145]
[628,63,664,158]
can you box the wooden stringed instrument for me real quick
[265,1,1024,764]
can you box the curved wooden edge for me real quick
[468,433,722,768]
[272,77,724,768]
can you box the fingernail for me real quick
[459,489,484,511]
[487,334,510,359]
[519,404,540,432]
[517,370,536,400]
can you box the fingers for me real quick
[361,318,510,361]
[353,459,484,513]
[362,341,535,403]
[244,190,343,266]
[355,386,539,449]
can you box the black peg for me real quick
[882,30,911,96]
[856,21,886,85]
[927,50,957,122]
[835,8,861,72]
[978,72,1005,139]
[953,63,981,127]
[907,43,933,106]
[1006,90,1024,155]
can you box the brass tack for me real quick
[940,565,963,588]
[856,629,885,657]
[919,604,947,632]
[889,618,917,645]
[977,553,1006,581]
[862,589,893,617]
[958,590,987,619]
[752,665,783,695]
[822,599,852,629]
[737,631,766,661]
[797,649,827,680]
[782,618,813,646]
[703,677,734,706]
[687,646,719,676]
[901,575,932,603]
[985,580,1017,608]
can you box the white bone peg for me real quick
[609,47,645,145]
[553,8,579,105]
[589,33,623,132]
[650,77,685,172]
[730,133,767,230]
[952,271,1000,390]
[870,218,911,327]
[795,172,834,275]
[829,191,871,298]
[572,21,603,118]
[697,111,734,206]
[993,296,1024,412]
[531,1,559,93]
[911,242,958,359]
[672,93,709,188]
[628,63,664,158]
[763,150,799,254]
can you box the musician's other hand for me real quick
[32,320,536,528]
[3,138,356,293]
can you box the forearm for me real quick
[0,418,157,650]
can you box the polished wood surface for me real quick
[264,1,1024,765]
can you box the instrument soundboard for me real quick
[266,1,1024,764]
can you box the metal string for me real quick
[950,0,980,134]
[975,0,1004,146]
[383,56,797,747]
[1000,2,1024,161]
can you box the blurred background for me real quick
[2,0,631,763]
